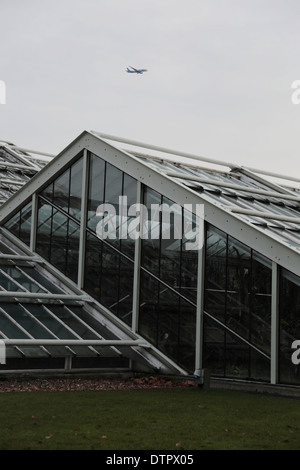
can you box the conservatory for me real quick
[0,131,300,388]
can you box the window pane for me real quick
[141,188,161,277]
[87,154,105,231]
[205,225,227,290]
[279,268,300,385]
[69,157,83,221]
[4,201,32,246]
[0,303,53,339]
[53,169,70,212]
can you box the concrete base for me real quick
[210,377,300,399]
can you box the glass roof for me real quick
[132,153,300,253]
[0,229,148,363]
[0,142,49,204]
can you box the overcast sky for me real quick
[1,0,300,181]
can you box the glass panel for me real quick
[225,330,250,379]
[53,169,70,212]
[4,201,32,246]
[87,154,105,231]
[100,243,119,311]
[251,250,272,355]
[120,173,137,259]
[0,308,30,338]
[84,232,102,302]
[36,200,80,282]
[181,210,198,302]
[104,163,123,206]
[178,299,197,371]
[87,154,137,259]
[20,266,65,294]
[0,266,46,293]
[69,158,83,221]
[41,155,83,220]
[117,256,134,325]
[205,225,227,290]
[25,304,78,339]
[68,305,118,340]
[159,196,182,290]
[226,237,251,340]
[50,209,68,275]
[157,286,180,359]
[0,303,54,339]
[65,219,80,283]
[141,188,161,277]
[204,224,271,382]
[139,269,196,372]
[0,269,25,292]
[139,270,159,345]
[46,305,99,339]
[203,316,225,377]
[279,268,300,385]
[84,232,134,325]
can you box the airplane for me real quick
[126,66,148,74]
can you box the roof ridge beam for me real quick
[91,131,238,169]
[92,131,300,185]
[227,207,300,223]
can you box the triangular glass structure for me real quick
[2,132,300,388]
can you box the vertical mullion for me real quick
[195,209,205,371]
[271,261,279,384]
[77,150,89,289]
[30,193,38,252]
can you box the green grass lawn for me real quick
[0,387,299,450]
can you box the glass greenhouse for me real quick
[0,132,300,388]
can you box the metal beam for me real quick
[271,262,279,384]
[166,172,300,202]
[92,131,300,184]
[77,149,89,289]
[227,207,300,224]
[92,131,238,169]
[3,339,150,347]
[0,291,91,300]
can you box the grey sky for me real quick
[1,0,300,181]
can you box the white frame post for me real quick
[271,261,279,384]
[77,149,89,289]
